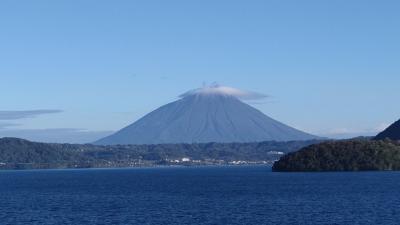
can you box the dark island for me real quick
[273,139,400,172]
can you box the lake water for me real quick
[1,166,400,225]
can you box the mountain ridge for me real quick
[0,137,322,170]
[375,119,400,140]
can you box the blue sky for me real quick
[0,0,399,143]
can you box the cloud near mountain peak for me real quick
[179,84,268,100]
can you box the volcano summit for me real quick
[95,85,318,145]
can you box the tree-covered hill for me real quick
[0,137,321,170]
[272,140,400,172]
[0,138,81,163]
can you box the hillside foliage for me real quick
[0,137,321,169]
[273,139,400,172]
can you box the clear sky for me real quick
[0,0,399,143]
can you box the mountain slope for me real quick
[375,119,400,140]
[95,87,318,145]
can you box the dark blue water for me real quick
[1,166,400,225]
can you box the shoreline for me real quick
[0,163,273,172]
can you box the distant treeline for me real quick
[0,137,322,170]
[273,139,400,172]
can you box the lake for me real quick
[1,166,399,224]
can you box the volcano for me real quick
[95,85,319,145]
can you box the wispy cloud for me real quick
[180,84,268,100]
[317,123,390,139]
[0,128,113,144]
[0,123,20,129]
[0,110,63,120]
[0,109,111,143]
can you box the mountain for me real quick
[95,85,319,145]
[375,119,400,140]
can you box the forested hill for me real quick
[0,137,321,170]
[273,140,400,172]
